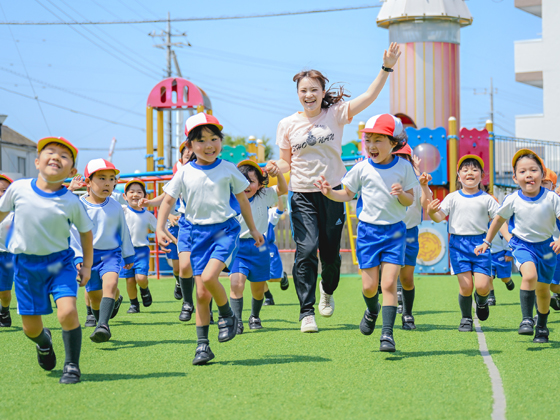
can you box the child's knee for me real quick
[196,288,211,303]
[362,284,378,297]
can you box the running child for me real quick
[0,137,93,384]
[156,113,264,365]
[541,169,560,311]
[0,175,15,328]
[475,150,560,343]
[263,198,289,306]
[120,179,158,313]
[315,114,418,352]
[488,203,515,306]
[427,155,503,332]
[229,160,288,333]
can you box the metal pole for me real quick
[448,116,458,193]
[146,107,154,172]
[486,119,495,195]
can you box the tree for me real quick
[223,134,274,160]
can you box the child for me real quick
[427,155,503,332]
[541,169,560,311]
[315,114,418,352]
[0,175,14,328]
[120,179,158,313]
[0,137,93,384]
[264,199,289,306]
[72,158,134,343]
[229,160,288,333]
[475,150,560,343]
[156,113,264,365]
[488,214,515,306]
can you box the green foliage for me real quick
[223,134,274,160]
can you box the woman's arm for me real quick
[277,148,292,174]
[266,161,288,196]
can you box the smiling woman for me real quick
[275,43,401,333]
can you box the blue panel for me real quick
[405,126,448,185]
[414,219,450,275]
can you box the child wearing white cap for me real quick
[315,113,417,352]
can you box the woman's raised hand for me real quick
[265,160,280,177]
[383,42,401,68]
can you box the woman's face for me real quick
[297,77,325,117]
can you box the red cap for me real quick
[393,144,412,156]
[0,174,13,184]
[37,137,78,162]
[184,113,223,136]
[179,140,188,153]
[172,160,182,175]
[84,158,120,179]
[360,114,403,137]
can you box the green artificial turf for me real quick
[1,274,557,419]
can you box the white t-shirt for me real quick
[268,207,284,227]
[276,101,352,192]
[497,188,560,243]
[163,159,249,225]
[342,157,418,225]
[0,213,14,253]
[0,179,93,255]
[439,190,499,235]
[404,184,422,229]
[237,187,278,239]
[123,206,158,248]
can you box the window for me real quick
[17,157,26,177]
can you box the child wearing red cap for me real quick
[157,113,264,365]
[0,137,93,384]
[0,174,15,328]
[315,114,418,352]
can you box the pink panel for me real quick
[459,127,490,185]
[433,42,443,128]
[406,43,415,122]
[147,77,205,109]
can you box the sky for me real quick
[0,0,543,174]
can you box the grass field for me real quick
[2,274,560,420]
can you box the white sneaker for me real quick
[300,315,318,333]
[318,282,335,317]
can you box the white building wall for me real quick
[1,144,38,179]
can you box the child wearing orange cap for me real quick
[0,137,93,384]
[0,174,14,328]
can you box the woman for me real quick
[275,43,401,333]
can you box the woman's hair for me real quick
[514,153,545,176]
[456,157,484,190]
[185,124,224,163]
[125,181,146,196]
[238,164,269,198]
[293,70,350,109]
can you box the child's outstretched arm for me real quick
[155,194,178,247]
[139,192,165,208]
[426,199,447,223]
[266,160,288,196]
[78,230,93,287]
[236,192,264,247]
[419,173,433,211]
[474,216,507,255]
[314,175,355,202]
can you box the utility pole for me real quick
[473,78,497,124]
[149,13,190,168]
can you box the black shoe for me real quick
[90,324,111,343]
[518,318,534,335]
[217,314,237,342]
[236,321,244,335]
[0,310,12,327]
[140,287,152,307]
[179,302,194,322]
[505,280,515,291]
[280,272,289,291]
[111,295,123,319]
[192,343,215,365]
[379,334,396,352]
[127,304,140,314]
[476,301,490,321]
[59,363,81,384]
[248,315,262,330]
[84,314,96,327]
[264,297,275,306]
[533,326,550,343]
[397,304,403,314]
[551,294,560,311]
[174,282,182,300]
[359,307,379,336]
[36,328,56,371]
[488,296,496,306]
[402,314,416,330]
[458,318,473,332]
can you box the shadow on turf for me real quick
[47,371,187,381]
[211,355,331,366]
[98,339,195,350]
[381,348,504,361]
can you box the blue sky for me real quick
[0,1,542,174]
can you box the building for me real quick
[514,0,559,140]
[0,120,39,179]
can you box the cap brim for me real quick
[457,154,485,171]
[512,149,546,171]
[237,159,263,175]
[125,179,146,190]
[0,175,13,184]
[37,137,78,162]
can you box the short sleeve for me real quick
[439,194,453,216]
[0,183,15,213]
[268,208,283,226]
[148,212,158,231]
[230,166,250,195]
[163,171,183,199]
[264,187,279,208]
[70,199,93,233]
[276,118,291,149]
[341,164,362,195]
[497,194,515,220]
[332,101,353,126]
[487,195,500,219]
[553,193,560,219]
[402,161,419,191]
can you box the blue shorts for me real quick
[491,250,512,279]
[190,218,240,277]
[86,248,122,292]
[166,225,179,260]
[14,249,77,316]
[553,254,560,286]
[269,242,283,279]
[120,246,150,278]
[178,215,192,254]
[510,236,556,284]
[356,221,406,269]
[449,234,491,276]
[404,226,419,267]
[230,238,270,282]
[0,252,14,292]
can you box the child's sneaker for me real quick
[236,321,244,335]
[379,334,396,352]
[533,326,549,343]
[359,308,379,336]
[111,295,123,319]
[36,329,56,371]
[280,272,289,291]
[140,287,152,307]
[402,314,416,330]
[551,293,560,311]
[192,344,215,365]
[264,296,275,306]
[179,302,194,322]
[127,305,140,314]
[0,310,12,327]
[458,318,473,332]
[476,301,490,321]
[248,315,262,330]
[174,282,182,300]
[90,324,111,343]
[84,314,96,327]
[518,318,534,335]
[505,280,515,291]
[217,314,237,342]
[300,315,318,333]
[487,295,496,306]
[59,363,81,384]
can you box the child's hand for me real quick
[68,175,85,192]
[383,42,401,69]
[313,175,332,196]
[250,229,265,247]
[427,199,441,216]
[551,239,560,254]
[265,161,280,177]
[354,157,364,164]
[77,265,91,287]
[159,242,171,254]
[474,243,489,256]
[419,172,432,186]
[156,227,177,247]
[123,263,134,270]
[391,183,403,196]
[138,198,150,208]
[168,214,180,226]
[504,255,513,262]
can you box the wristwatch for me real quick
[382,65,394,73]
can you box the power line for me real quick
[0,5,382,25]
